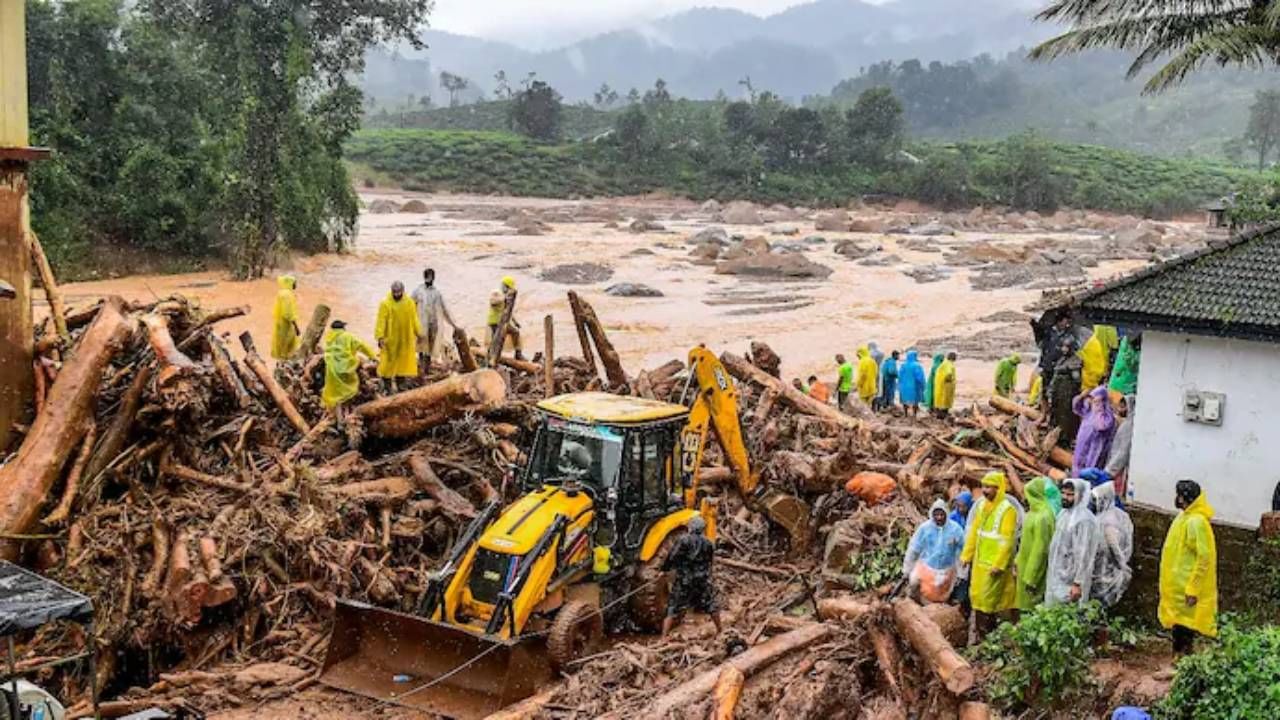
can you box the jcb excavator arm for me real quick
[681,346,810,551]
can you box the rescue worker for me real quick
[662,515,721,636]
[1079,324,1119,391]
[1091,481,1134,608]
[1159,480,1218,653]
[835,354,854,410]
[898,350,926,417]
[1045,478,1101,606]
[487,276,524,361]
[1108,334,1140,397]
[903,499,966,604]
[375,281,422,393]
[960,471,1019,641]
[1027,370,1043,406]
[949,491,973,530]
[1049,337,1083,443]
[411,267,457,374]
[994,353,1021,399]
[949,489,974,610]
[923,353,944,411]
[932,352,957,418]
[856,346,878,407]
[807,375,831,404]
[271,275,302,359]
[878,350,900,412]
[1037,314,1073,400]
[1105,395,1136,500]
[1014,477,1056,614]
[321,320,375,425]
[1072,386,1117,477]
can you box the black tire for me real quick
[547,599,603,673]
[629,529,684,632]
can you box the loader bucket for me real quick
[320,600,553,720]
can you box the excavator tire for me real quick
[630,529,684,632]
[547,599,603,673]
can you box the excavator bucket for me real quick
[320,600,553,720]
[759,490,811,553]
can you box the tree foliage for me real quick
[27,0,430,279]
[510,81,564,142]
[845,87,905,168]
[1157,621,1280,720]
[1244,89,1280,171]
[974,602,1112,711]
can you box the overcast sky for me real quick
[430,0,878,49]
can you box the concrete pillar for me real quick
[0,0,34,450]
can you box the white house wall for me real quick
[1130,330,1280,527]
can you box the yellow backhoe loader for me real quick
[319,346,808,718]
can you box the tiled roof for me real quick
[1056,223,1280,341]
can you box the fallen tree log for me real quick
[482,687,560,720]
[710,666,745,720]
[0,296,133,561]
[453,327,478,373]
[325,477,414,505]
[960,702,992,720]
[1049,445,1074,470]
[566,291,598,380]
[408,454,477,519]
[356,369,506,440]
[921,602,967,649]
[869,623,903,699]
[645,623,832,718]
[207,333,252,409]
[486,290,517,369]
[471,348,541,375]
[988,395,1041,422]
[41,420,96,526]
[721,351,872,428]
[543,314,555,398]
[891,599,974,695]
[817,597,876,623]
[27,230,69,344]
[569,291,628,390]
[292,303,331,360]
[239,331,310,435]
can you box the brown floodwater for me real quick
[60,191,1166,401]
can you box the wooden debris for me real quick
[292,303,331,359]
[355,369,506,439]
[239,331,310,434]
[891,599,975,695]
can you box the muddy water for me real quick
[61,191,1162,401]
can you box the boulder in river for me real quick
[399,199,430,213]
[715,253,833,279]
[605,283,664,298]
[721,201,763,225]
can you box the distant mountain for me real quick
[362,0,1058,104]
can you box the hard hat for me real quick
[502,275,516,289]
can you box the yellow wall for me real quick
[0,0,29,147]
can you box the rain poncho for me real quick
[879,356,899,408]
[949,491,972,529]
[1028,373,1042,406]
[923,354,944,409]
[903,499,966,602]
[1091,482,1134,608]
[994,354,1021,398]
[1105,395,1137,480]
[1049,353,1083,439]
[868,342,885,376]
[1014,477,1056,611]
[933,357,957,411]
[960,472,1018,614]
[1072,386,1117,476]
[1107,336,1139,395]
[1045,479,1101,605]
[411,283,455,353]
[1159,492,1218,637]
[898,351,927,405]
[271,275,301,360]
[375,292,422,378]
[856,347,878,403]
[1044,481,1063,517]
[322,329,375,408]
[1079,325,1119,390]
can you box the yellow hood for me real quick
[479,485,594,555]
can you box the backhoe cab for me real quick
[320,348,809,719]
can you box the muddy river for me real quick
[60,191,1194,401]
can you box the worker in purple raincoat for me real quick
[1072,385,1117,476]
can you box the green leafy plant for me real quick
[974,601,1107,711]
[841,534,909,592]
[1156,621,1280,720]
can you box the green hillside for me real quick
[347,128,1256,215]
[363,101,617,140]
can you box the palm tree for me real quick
[1031,1,1280,92]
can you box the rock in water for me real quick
[721,201,763,225]
[399,199,429,213]
[540,263,615,285]
[605,283,664,298]
[687,226,730,246]
[814,211,851,232]
[367,199,400,214]
[715,254,833,279]
[834,240,880,259]
[912,221,956,236]
[629,219,666,233]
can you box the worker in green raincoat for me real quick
[923,353,944,410]
[1108,335,1140,396]
[271,275,301,359]
[961,471,1019,641]
[994,353,1021,398]
[1014,477,1057,614]
[322,320,376,423]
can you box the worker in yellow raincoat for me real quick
[375,281,422,392]
[1159,480,1218,653]
[271,275,302,359]
[961,471,1019,641]
[321,320,375,423]
[932,352,957,418]
[487,276,524,361]
[855,346,878,406]
[1079,324,1119,391]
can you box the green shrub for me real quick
[1156,622,1280,720]
[974,602,1108,711]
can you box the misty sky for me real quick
[430,0,888,49]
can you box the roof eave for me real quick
[1078,307,1280,344]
